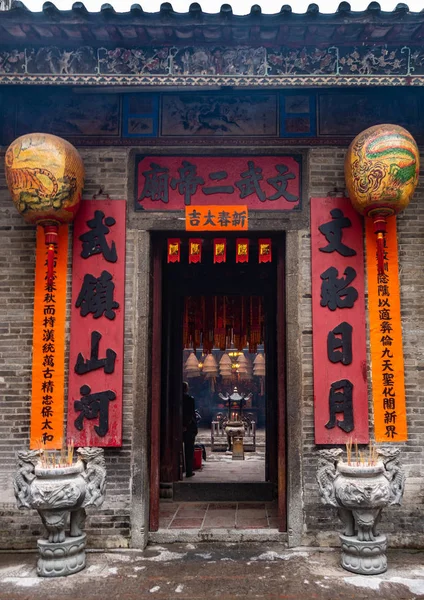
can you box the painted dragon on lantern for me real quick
[346,124,419,217]
[345,124,419,275]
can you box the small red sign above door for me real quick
[185,205,248,231]
[136,155,301,211]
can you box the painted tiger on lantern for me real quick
[5,148,59,199]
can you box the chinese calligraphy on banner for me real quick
[136,156,301,211]
[185,205,248,231]
[311,197,369,444]
[30,226,68,449]
[366,217,407,442]
[68,200,126,447]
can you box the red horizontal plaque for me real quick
[67,200,126,447]
[136,155,301,211]
[311,197,369,445]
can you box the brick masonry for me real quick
[0,147,133,549]
[0,145,423,549]
[305,149,424,548]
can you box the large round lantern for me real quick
[345,124,419,274]
[5,133,84,286]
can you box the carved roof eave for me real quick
[1,1,424,49]
[0,40,423,87]
[1,74,424,87]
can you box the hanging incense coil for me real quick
[238,355,253,380]
[219,353,233,380]
[184,352,200,378]
[253,353,266,376]
[202,353,218,378]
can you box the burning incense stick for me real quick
[346,438,353,465]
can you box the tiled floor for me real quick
[181,452,265,483]
[159,501,279,529]
[185,426,266,483]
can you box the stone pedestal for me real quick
[37,533,87,577]
[340,534,387,575]
[14,447,107,578]
[225,421,245,460]
[317,448,405,577]
[232,436,244,460]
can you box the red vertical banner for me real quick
[236,238,249,263]
[311,197,369,444]
[30,226,68,449]
[258,239,272,263]
[189,238,202,264]
[68,200,126,447]
[366,218,407,442]
[167,238,180,263]
[214,238,226,263]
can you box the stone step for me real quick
[173,482,276,502]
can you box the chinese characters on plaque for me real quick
[311,198,369,444]
[186,205,248,231]
[68,201,126,447]
[136,156,301,211]
[366,217,407,442]
[30,227,68,449]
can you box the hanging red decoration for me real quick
[214,238,226,263]
[167,238,181,263]
[345,124,419,275]
[233,296,242,351]
[214,296,227,350]
[236,238,249,263]
[189,238,202,264]
[5,133,84,288]
[249,296,262,353]
[258,239,272,263]
[183,294,265,355]
[203,295,214,353]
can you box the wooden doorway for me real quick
[149,234,286,531]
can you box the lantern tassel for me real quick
[47,244,55,288]
[373,216,387,276]
[376,233,385,276]
[44,224,59,288]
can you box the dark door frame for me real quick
[149,233,287,532]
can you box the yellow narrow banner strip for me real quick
[30,226,68,449]
[366,217,407,442]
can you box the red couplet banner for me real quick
[67,200,126,447]
[311,197,369,444]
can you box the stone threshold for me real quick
[149,528,289,544]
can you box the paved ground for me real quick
[159,502,278,530]
[1,544,424,600]
[182,450,265,483]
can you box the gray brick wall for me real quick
[303,148,424,547]
[0,144,423,549]
[0,147,134,549]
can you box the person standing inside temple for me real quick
[182,381,198,478]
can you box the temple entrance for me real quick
[149,234,286,532]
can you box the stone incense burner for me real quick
[317,447,405,575]
[14,447,106,577]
